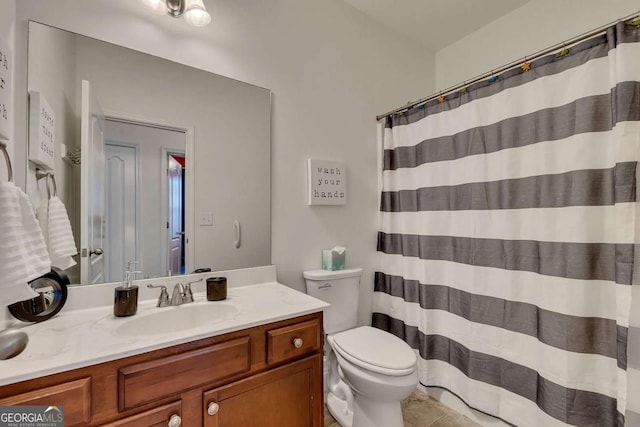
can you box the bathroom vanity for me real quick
[0,274,328,426]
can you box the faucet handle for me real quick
[182,278,201,304]
[183,283,195,303]
[147,284,170,307]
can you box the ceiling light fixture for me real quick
[142,0,212,27]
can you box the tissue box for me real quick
[322,247,346,271]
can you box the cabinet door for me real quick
[203,354,322,427]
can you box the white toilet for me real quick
[304,268,418,427]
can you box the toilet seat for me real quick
[330,326,417,377]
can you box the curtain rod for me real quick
[376,10,640,121]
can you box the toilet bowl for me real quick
[304,269,418,427]
[327,326,418,427]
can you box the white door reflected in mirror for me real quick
[80,80,106,285]
[105,144,137,283]
[105,120,188,282]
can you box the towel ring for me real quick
[49,174,57,198]
[36,169,57,199]
[0,141,13,182]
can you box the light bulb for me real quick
[184,0,211,27]
[141,0,168,15]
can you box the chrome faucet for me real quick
[171,283,185,306]
[147,278,204,307]
[147,284,185,306]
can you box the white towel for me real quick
[0,181,51,307]
[37,196,77,270]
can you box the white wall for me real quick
[12,0,436,326]
[435,0,640,88]
[0,0,15,185]
[0,0,15,327]
[26,22,77,222]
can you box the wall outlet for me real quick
[199,212,213,226]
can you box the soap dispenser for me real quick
[114,261,141,317]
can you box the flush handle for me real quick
[293,337,303,349]
[208,402,220,416]
[168,414,181,427]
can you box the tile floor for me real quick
[324,389,480,427]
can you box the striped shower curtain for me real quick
[373,22,639,427]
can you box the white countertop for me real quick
[0,282,328,386]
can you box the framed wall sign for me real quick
[0,34,12,141]
[307,158,346,206]
[28,91,55,170]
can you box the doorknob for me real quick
[90,248,103,256]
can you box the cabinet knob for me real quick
[168,414,182,427]
[293,337,303,348]
[208,402,220,416]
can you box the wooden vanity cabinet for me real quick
[0,312,323,427]
[203,355,321,427]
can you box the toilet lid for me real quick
[331,326,417,376]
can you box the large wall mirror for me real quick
[27,21,271,285]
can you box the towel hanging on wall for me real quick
[37,196,78,270]
[36,171,78,270]
[0,180,51,307]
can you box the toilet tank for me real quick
[303,268,363,334]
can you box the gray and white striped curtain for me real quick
[373,22,640,427]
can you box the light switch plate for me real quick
[199,212,213,226]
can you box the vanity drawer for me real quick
[0,377,91,426]
[118,336,251,411]
[102,401,181,427]
[267,319,321,365]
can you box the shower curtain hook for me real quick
[557,43,570,57]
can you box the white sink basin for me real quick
[115,303,239,336]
